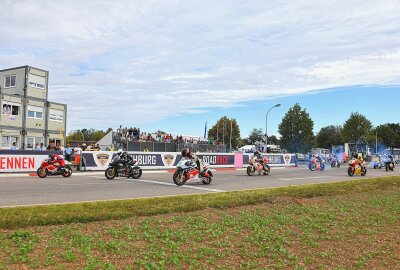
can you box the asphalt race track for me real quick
[0,165,399,207]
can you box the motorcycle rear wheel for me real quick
[337,163,340,168]
[131,168,142,179]
[105,167,116,180]
[173,170,186,186]
[37,168,47,178]
[246,166,255,176]
[348,167,355,176]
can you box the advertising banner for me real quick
[0,150,53,172]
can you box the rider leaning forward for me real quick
[181,148,201,173]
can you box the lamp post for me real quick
[375,128,378,155]
[265,104,281,152]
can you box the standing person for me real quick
[34,143,41,151]
[64,144,72,162]
[73,144,82,168]
[10,142,17,150]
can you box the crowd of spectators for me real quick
[116,126,223,145]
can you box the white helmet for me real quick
[117,149,123,156]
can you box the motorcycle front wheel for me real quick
[173,170,186,186]
[263,165,270,175]
[361,167,367,176]
[105,167,116,180]
[37,168,47,178]
[131,168,142,179]
[62,167,72,177]
[246,166,255,176]
[309,163,316,171]
[201,170,213,185]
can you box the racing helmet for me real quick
[117,149,124,156]
[48,153,54,159]
[254,150,260,155]
[181,148,190,158]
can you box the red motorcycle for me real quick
[247,157,270,176]
[37,159,72,178]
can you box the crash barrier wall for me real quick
[80,151,296,171]
[0,150,60,173]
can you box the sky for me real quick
[0,0,399,138]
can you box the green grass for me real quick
[0,177,398,269]
[0,176,399,229]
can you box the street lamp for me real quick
[265,104,281,152]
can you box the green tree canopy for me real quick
[66,128,111,142]
[242,128,264,145]
[278,103,315,153]
[372,123,400,151]
[208,116,241,150]
[316,125,343,149]
[341,112,372,143]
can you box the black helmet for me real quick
[48,153,54,159]
[254,150,260,155]
[181,148,190,157]
[354,154,358,159]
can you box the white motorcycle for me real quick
[173,158,213,186]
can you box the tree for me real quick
[242,128,264,145]
[278,103,315,153]
[268,135,279,145]
[66,128,111,142]
[372,123,400,153]
[341,112,372,143]
[208,116,241,149]
[316,125,343,149]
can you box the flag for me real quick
[204,121,207,138]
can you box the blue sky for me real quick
[0,0,399,138]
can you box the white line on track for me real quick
[136,179,225,192]
[278,176,332,181]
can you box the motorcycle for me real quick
[308,157,325,171]
[348,159,367,176]
[37,159,72,178]
[173,158,213,186]
[246,156,270,176]
[385,160,395,171]
[330,158,341,168]
[105,155,142,180]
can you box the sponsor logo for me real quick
[163,154,174,166]
[284,154,291,164]
[97,153,110,167]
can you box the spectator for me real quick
[64,144,72,162]
[34,143,41,151]
[10,142,17,150]
[40,143,47,151]
[74,144,82,167]
[143,146,149,152]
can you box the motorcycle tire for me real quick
[62,167,72,177]
[348,167,355,177]
[131,168,142,179]
[246,166,255,176]
[309,163,316,171]
[173,170,186,186]
[105,167,116,180]
[337,163,340,168]
[263,165,270,175]
[385,165,388,172]
[331,163,334,168]
[361,168,367,176]
[201,171,213,185]
[37,168,47,178]
[320,163,325,171]
[373,164,378,169]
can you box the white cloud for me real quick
[0,0,399,131]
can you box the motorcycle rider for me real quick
[181,148,201,173]
[117,149,136,170]
[253,150,266,171]
[48,153,65,170]
[354,153,364,168]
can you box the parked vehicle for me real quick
[37,159,72,178]
[105,155,142,180]
[348,158,367,176]
[246,156,270,176]
[309,157,325,171]
[173,158,213,186]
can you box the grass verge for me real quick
[0,176,399,230]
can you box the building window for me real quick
[28,74,45,89]
[2,103,20,116]
[49,109,64,122]
[1,136,19,149]
[4,75,16,88]
[26,137,43,149]
[27,105,44,119]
